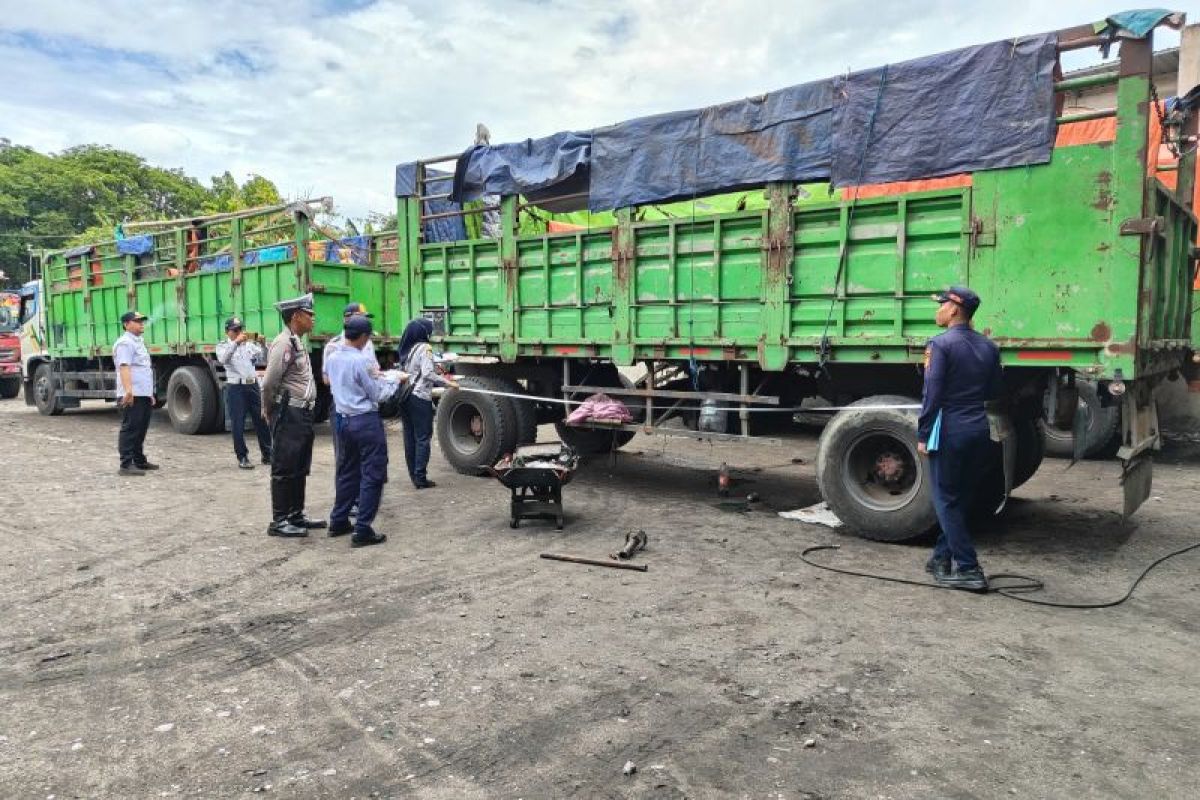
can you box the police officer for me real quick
[325,315,405,548]
[917,286,1003,591]
[113,310,159,476]
[217,316,272,469]
[260,294,326,537]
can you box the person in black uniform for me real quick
[916,286,1003,591]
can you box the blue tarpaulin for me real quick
[831,33,1058,187]
[393,19,1178,214]
[394,163,469,243]
[116,235,155,256]
[449,131,591,205]
[590,80,832,211]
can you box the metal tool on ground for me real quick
[488,443,579,530]
[612,529,648,560]
[540,553,648,572]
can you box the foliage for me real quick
[0,141,282,285]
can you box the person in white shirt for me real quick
[113,310,158,476]
[216,316,272,469]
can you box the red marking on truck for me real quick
[554,346,580,355]
[149,346,164,353]
[1016,350,1073,361]
[681,347,711,356]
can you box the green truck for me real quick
[24,14,1199,540]
[23,199,408,433]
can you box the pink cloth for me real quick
[565,392,632,425]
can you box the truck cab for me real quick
[0,290,21,398]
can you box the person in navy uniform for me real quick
[325,315,404,548]
[916,286,1003,591]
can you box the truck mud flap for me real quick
[1121,455,1153,520]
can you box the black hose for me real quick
[799,542,1200,609]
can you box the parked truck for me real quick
[22,200,405,432]
[0,291,22,398]
[390,13,1198,540]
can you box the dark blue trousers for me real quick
[225,384,272,461]
[399,395,434,485]
[330,412,388,536]
[929,425,992,571]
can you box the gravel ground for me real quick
[1,399,1198,799]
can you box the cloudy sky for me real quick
[0,1,1188,220]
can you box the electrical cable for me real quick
[799,542,1200,609]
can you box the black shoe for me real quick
[414,480,437,489]
[238,457,254,470]
[328,521,354,537]
[267,521,309,538]
[118,466,146,477]
[351,532,387,548]
[925,556,951,580]
[136,462,160,471]
[290,514,327,530]
[936,566,988,592]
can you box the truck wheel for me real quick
[166,366,220,435]
[482,377,538,445]
[32,364,64,416]
[0,377,20,399]
[1043,381,1120,459]
[815,395,936,542]
[436,376,514,475]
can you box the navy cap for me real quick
[343,301,373,318]
[344,314,373,339]
[224,316,244,331]
[120,310,149,324]
[934,286,981,315]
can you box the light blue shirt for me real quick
[326,345,398,417]
[112,331,154,398]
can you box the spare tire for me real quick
[435,376,515,475]
[167,366,220,435]
[815,395,936,542]
[1043,381,1120,459]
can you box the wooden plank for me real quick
[562,384,779,405]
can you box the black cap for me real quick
[343,302,373,318]
[224,316,244,331]
[120,310,149,324]
[933,286,981,315]
[344,314,373,339]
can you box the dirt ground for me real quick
[1,398,1198,800]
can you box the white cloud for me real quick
[0,0,1185,219]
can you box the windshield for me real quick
[0,295,19,333]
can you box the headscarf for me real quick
[397,317,434,366]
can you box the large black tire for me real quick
[32,363,63,416]
[815,395,937,542]
[1043,381,1120,459]
[0,377,20,399]
[436,375,515,475]
[476,377,537,446]
[166,366,220,435]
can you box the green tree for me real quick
[0,142,282,286]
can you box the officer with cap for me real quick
[325,314,406,548]
[917,285,1003,591]
[260,293,326,537]
[113,310,159,476]
[216,316,272,469]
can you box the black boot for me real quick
[289,478,327,530]
[268,479,307,537]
